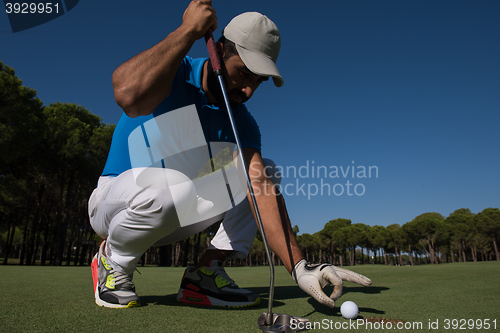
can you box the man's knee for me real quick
[129,168,198,232]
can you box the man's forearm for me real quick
[112,26,198,118]
[249,187,305,273]
[112,1,217,117]
[243,148,305,273]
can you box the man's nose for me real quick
[242,81,259,99]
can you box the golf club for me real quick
[204,30,310,332]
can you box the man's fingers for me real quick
[321,266,343,300]
[334,267,372,287]
[330,283,343,301]
[183,1,218,39]
[297,275,336,308]
[199,1,217,35]
[209,17,218,34]
[320,266,342,288]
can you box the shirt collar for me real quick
[187,57,245,114]
[187,57,207,89]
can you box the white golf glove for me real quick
[292,259,372,308]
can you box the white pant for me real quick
[88,159,279,274]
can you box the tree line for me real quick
[0,61,114,266]
[1,61,499,268]
[296,208,499,266]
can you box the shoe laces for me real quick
[103,259,134,290]
[100,241,134,290]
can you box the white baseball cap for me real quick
[223,12,284,87]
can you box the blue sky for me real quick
[2,0,499,235]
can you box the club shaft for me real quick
[216,75,275,322]
[205,28,274,325]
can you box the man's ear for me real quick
[216,41,225,59]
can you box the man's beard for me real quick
[206,58,248,109]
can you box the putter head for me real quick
[258,312,310,332]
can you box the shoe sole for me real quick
[176,288,260,308]
[95,287,140,308]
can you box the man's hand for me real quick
[182,1,218,40]
[292,259,372,308]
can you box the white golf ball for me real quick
[340,301,359,319]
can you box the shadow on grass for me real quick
[343,285,389,295]
[306,299,386,317]
[141,285,389,314]
[141,286,305,307]
[302,286,389,317]
[140,291,286,310]
[247,286,307,301]
[140,286,302,310]
[140,293,179,307]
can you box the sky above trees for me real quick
[1,0,499,234]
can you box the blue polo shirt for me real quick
[101,56,261,177]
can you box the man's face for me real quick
[222,55,269,107]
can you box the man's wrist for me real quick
[177,23,206,43]
[291,259,307,283]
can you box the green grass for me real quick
[0,262,499,332]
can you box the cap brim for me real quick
[235,44,284,87]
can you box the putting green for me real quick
[0,262,498,332]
